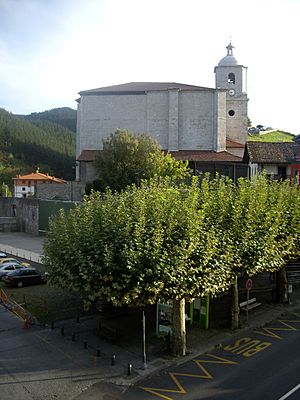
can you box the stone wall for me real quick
[35,181,85,201]
[0,197,39,235]
[77,88,227,162]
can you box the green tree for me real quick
[43,177,233,356]
[94,130,190,191]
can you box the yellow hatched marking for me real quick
[141,373,186,400]
[199,353,238,365]
[254,317,300,339]
[253,328,283,340]
[140,354,237,399]
[270,320,298,331]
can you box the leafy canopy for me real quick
[43,174,300,309]
[94,130,190,191]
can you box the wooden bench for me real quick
[98,324,120,343]
[239,298,262,312]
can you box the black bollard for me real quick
[111,354,116,366]
[127,363,133,376]
[51,321,55,330]
[96,349,101,357]
[76,315,80,323]
[83,341,87,349]
[61,326,64,336]
[72,333,75,342]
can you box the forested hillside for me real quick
[22,107,77,132]
[0,108,76,190]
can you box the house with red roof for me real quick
[13,171,66,198]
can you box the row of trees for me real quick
[43,174,300,356]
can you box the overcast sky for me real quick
[0,0,299,134]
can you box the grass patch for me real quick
[248,130,294,142]
[0,280,90,324]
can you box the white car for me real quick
[0,252,7,258]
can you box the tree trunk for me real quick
[276,267,288,303]
[172,298,186,357]
[231,276,239,330]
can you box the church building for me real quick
[76,43,249,183]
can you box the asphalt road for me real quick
[124,310,300,400]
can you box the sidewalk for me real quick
[0,232,300,400]
[0,231,44,263]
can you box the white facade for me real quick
[76,43,248,182]
[14,183,34,198]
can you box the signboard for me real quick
[156,301,172,336]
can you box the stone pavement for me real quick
[0,232,300,399]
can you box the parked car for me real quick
[0,252,7,258]
[0,263,25,280]
[3,268,46,288]
[0,258,30,267]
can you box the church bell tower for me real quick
[214,42,248,145]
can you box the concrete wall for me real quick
[0,197,39,235]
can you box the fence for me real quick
[0,288,35,324]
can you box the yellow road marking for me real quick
[254,317,300,339]
[224,337,272,357]
[140,354,237,399]
[253,328,283,340]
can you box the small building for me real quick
[13,171,66,198]
[244,142,294,179]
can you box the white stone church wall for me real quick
[77,89,227,157]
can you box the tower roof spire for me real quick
[226,42,235,56]
[217,41,238,66]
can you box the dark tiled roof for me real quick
[79,82,215,96]
[245,142,294,163]
[77,149,243,163]
[77,150,99,162]
[167,150,243,162]
[226,138,244,148]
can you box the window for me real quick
[228,110,235,116]
[228,73,235,84]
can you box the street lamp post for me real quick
[142,310,147,369]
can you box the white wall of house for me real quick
[249,163,291,177]
[14,184,35,198]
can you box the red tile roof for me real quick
[168,150,243,162]
[226,138,245,148]
[77,149,242,163]
[13,172,66,183]
[77,150,99,161]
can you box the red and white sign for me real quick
[246,279,253,290]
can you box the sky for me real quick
[0,0,299,134]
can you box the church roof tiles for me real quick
[79,82,215,96]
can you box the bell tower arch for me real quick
[214,42,248,145]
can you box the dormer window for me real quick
[228,73,235,84]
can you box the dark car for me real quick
[3,268,46,288]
